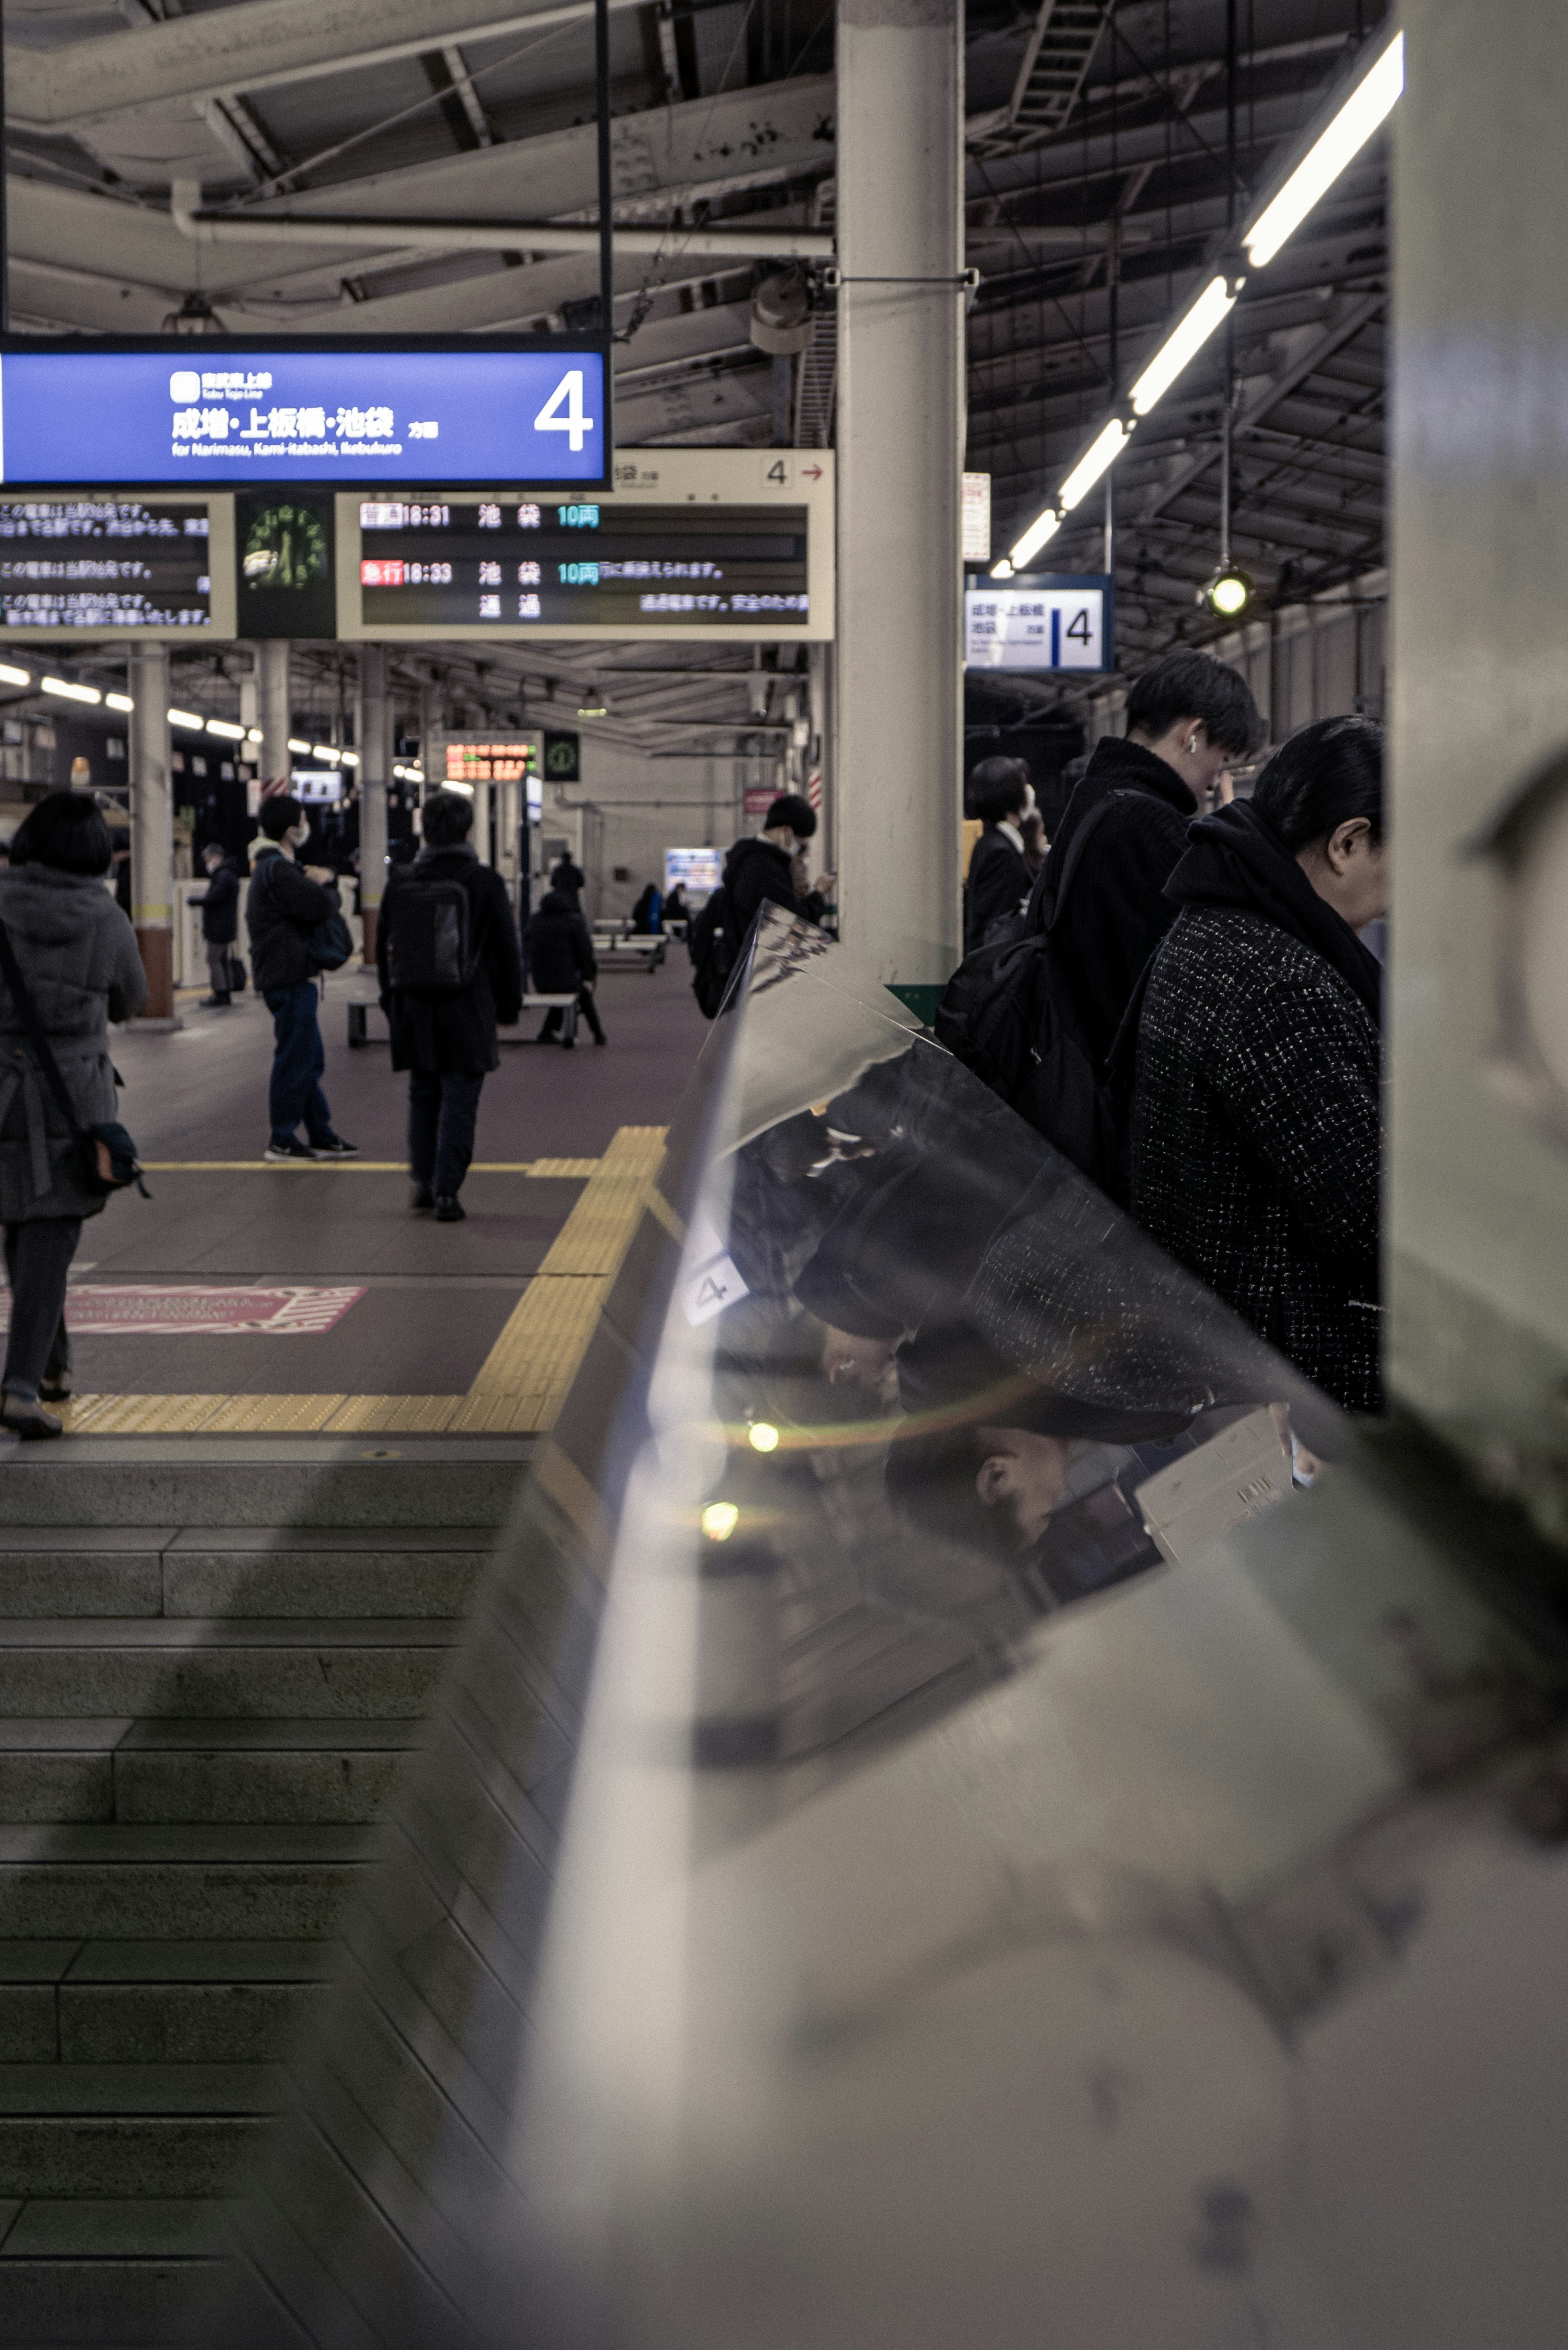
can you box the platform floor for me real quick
[2,960,709,1438]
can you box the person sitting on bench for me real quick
[527,887,606,1047]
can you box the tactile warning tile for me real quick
[521,1158,602,1180]
[463,1275,610,1410]
[200,1394,348,1434]
[65,1393,227,1435]
[536,1127,667,1279]
[323,1395,464,1433]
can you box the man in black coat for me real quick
[194,842,241,1007]
[377,790,524,1220]
[526,887,606,1046]
[722,792,835,944]
[247,793,358,1164]
[964,755,1036,951]
[1045,650,1263,1068]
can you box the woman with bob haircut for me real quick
[0,790,147,1438]
[1129,714,1386,1412]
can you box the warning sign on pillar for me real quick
[807,769,823,813]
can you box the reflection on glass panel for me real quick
[212,908,1568,2350]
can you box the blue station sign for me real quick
[0,338,610,490]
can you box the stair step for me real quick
[0,1939,337,2062]
[0,1526,490,1620]
[0,1620,459,1719]
[0,2200,241,2348]
[0,1825,374,1938]
[0,1720,422,1825]
[0,2065,280,2198]
[0,1443,529,1528]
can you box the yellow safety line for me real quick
[60,1127,668,1441]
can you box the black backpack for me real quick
[385,870,475,993]
[935,792,1135,1196]
[688,885,737,1020]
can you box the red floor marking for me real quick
[0,1285,367,1337]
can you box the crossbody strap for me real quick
[1039,789,1131,938]
[0,914,87,1139]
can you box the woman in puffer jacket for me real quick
[0,792,146,1439]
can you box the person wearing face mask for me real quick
[721,792,835,945]
[246,794,359,1165]
[1129,715,1387,1412]
[1042,650,1264,1072]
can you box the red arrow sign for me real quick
[802,463,823,481]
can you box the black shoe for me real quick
[263,1137,315,1163]
[434,1194,466,1223]
[0,1398,63,1441]
[411,1183,435,1215]
[310,1136,360,1159]
[199,994,232,1008]
[38,1381,71,1405]
[592,1033,608,1046]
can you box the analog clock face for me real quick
[243,503,329,590]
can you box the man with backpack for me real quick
[689,793,835,1018]
[526,886,605,1046]
[377,788,523,1221]
[247,793,359,1165]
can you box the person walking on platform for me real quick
[0,791,147,1440]
[527,887,606,1047]
[1043,650,1263,1069]
[549,854,586,905]
[379,788,523,1221]
[247,794,359,1165]
[195,841,241,1007]
[964,755,1036,951]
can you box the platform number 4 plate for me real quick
[534,369,596,453]
[681,1249,750,1327]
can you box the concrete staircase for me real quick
[0,1441,526,2348]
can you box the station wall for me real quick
[538,738,761,919]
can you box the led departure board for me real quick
[356,499,809,632]
[0,496,232,636]
[0,339,608,489]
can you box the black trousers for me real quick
[539,985,606,1044]
[3,1217,81,1400]
[408,1070,485,1197]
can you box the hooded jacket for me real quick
[526,889,597,994]
[1129,797,1383,1412]
[0,862,147,1221]
[723,835,826,946]
[195,856,240,945]
[376,842,523,1076]
[1041,735,1200,1069]
[245,842,341,994]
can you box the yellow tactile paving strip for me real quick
[138,1159,603,1177]
[60,1127,668,1440]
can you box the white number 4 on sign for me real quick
[534,370,596,454]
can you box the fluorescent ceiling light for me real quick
[312,743,340,763]
[0,664,31,688]
[990,558,1015,579]
[1245,31,1404,269]
[287,737,312,754]
[167,707,205,729]
[1130,276,1237,416]
[246,727,263,744]
[1060,419,1133,511]
[105,691,134,713]
[443,778,474,796]
[1007,510,1061,568]
[42,676,101,705]
[339,751,360,768]
[206,717,246,741]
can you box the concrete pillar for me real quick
[1388,0,1568,1499]
[357,645,389,962]
[256,639,291,792]
[471,773,492,866]
[128,642,179,1027]
[834,0,964,1006]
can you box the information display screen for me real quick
[0,498,213,630]
[292,768,345,804]
[964,574,1113,672]
[438,735,540,785]
[357,499,809,630]
[666,846,723,895]
[0,341,608,488]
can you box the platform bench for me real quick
[347,995,582,1047]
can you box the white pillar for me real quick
[357,645,389,961]
[1389,0,1568,1487]
[128,642,179,1026]
[257,639,291,793]
[471,773,492,866]
[834,0,964,1005]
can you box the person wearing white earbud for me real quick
[1032,649,1265,1077]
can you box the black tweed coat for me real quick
[1128,903,1383,1412]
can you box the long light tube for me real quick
[1060,419,1133,512]
[1245,32,1404,269]
[167,707,205,729]
[0,664,31,688]
[42,676,101,706]
[1129,276,1237,417]
[1004,510,1061,572]
[105,691,134,713]
[206,717,246,741]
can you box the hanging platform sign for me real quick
[964,572,1114,673]
[0,337,610,491]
